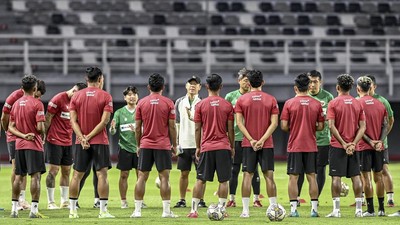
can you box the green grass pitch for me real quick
[0,162,399,224]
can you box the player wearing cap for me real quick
[235,70,279,218]
[132,73,178,218]
[225,68,262,208]
[45,82,87,210]
[356,76,388,217]
[187,74,234,218]
[174,76,207,208]
[9,75,47,218]
[281,73,324,217]
[326,74,366,218]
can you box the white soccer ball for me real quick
[155,176,170,189]
[340,181,350,197]
[207,204,224,221]
[266,203,286,221]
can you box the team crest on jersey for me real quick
[171,109,176,114]
[49,102,57,108]
[320,100,325,107]
[210,100,220,106]
[108,101,113,107]
[124,117,127,122]
[252,95,262,101]
[86,91,95,96]
[344,99,353,104]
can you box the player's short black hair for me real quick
[21,75,37,93]
[365,74,376,84]
[247,70,263,88]
[206,73,222,91]
[357,76,373,92]
[307,70,322,80]
[75,82,87,90]
[86,67,103,82]
[148,73,164,92]
[37,80,46,95]
[337,74,354,92]
[295,73,310,92]
[123,86,138,96]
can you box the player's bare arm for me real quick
[85,111,111,141]
[168,118,177,156]
[44,112,55,134]
[257,114,279,150]
[316,121,324,131]
[8,121,34,141]
[195,122,202,160]
[227,120,235,158]
[236,112,257,150]
[70,110,89,149]
[135,119,142,157]
[351,120,366,149]
[1,112,9,133]
[280,120,289,132]
[329,119,351,151]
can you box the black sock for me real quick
[366,197,374,213]
[378,197,385,211]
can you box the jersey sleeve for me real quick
[36,101,46,122]
[69,95,77,111]
[271,97,279,114]
[382,98,394,118]
[280,101,290,121]
[194,102,202,123]
[103,93,113,113]
[175,97,182,124]
[168,100,176,120]
[327,101,335,120]
[135,102,142,121]
[317,104,324,122]
[228,104,234,121]
[113,109,120,128]
[234,97,243,114]
[47,95,60,115]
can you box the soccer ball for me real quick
[155,176,170,189]
[207,204,224,221]
[266,203,286,221]
[155,176,161,188]
[340,182,350,197]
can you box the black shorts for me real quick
[383,148,389,164]
[196,150,232,182]
[15,150,46,176]
[116,147,138,171]
[287,152,317,175]
[242,147,274,173]
[233,141,244,165]
[73,144,111,172]
[7,141,15,162]
[328,146,360,178]
[177,148,197,171]
[359,150,384,173]
[46,142,73,166]
[137,148,172,172]
[317,145,330,166]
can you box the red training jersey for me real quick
[281,96,324,152]
[327,95,365,148]
[70,87,113,145]
[47,92,73,146]
[10,95,45,151]
[235,91,279,148]
[2,89,24,142]
[194,96,234,152]
[135,93,176,150]
[357,95,388,151]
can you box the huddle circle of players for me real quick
[1,67,399,219]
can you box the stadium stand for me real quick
[0,0,399,101]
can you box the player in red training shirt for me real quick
[235,70,279,218]
[281,73,324,217]
[68,67,114,219]
[44,82,87,210]
[8,75,46,218]
[326,74,366,218]
[187,74,234,218]
[132,73,178,218]
[356,76,389,216]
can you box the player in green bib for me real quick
[110,86,145,209]
[366,75,396,208]
[224,68,262,208]
[297,70,334,205]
